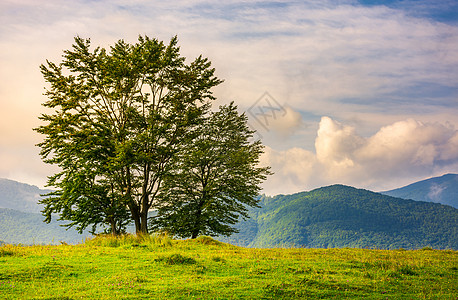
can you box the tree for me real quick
[36,35,222,234]
[150,102,271,238]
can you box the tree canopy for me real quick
[150,102,271,238]
[36,35,269,237]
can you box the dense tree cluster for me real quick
[36,35,270,237]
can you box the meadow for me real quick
[0,234,456,299]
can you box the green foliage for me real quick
[220,185,458,249]
[0,237,456,299]
[150,102,271,238]
[35,35,223,234]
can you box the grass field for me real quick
[0,234,456,299]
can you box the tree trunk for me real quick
[191,198,205,239]
[125,167,142,234]
[139,193,149,234]
[140,210,148,234]
[110,219,118,236]
[191,226,200,239]
[128,203,141,234]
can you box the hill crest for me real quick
[382,173,458,208]
[220,184,457,249]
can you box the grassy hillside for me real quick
[220,185,458,249]
[0,235,456,299]
[383,173,458,208]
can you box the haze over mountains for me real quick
[0,178,90,245]
[0,178,50,213]
[0,208,90,245]
[0,174,457,248]
[382,173,458,209]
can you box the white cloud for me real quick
[261,117,458,195]
[358,119,454,167]
[266,106,303,135]
[315,116,364,168]
[248,104,304,142]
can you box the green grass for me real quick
[0,235,456,299]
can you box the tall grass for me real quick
[85,232,173,248]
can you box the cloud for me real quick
[260,146,319,195]
[261,117,458,195]
[247,103,304,141]
[268,106,303,135]
[357,119,456,168]
[315,116,365,168]
[428,183,445,202]
[1,0,457,191]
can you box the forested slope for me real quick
[2,178,457,249]
[220,185,458,249]
[0,208,90,245]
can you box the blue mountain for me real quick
[382,174,458,209]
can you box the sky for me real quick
[1,0,457,195]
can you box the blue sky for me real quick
[1,0,457,195]
[358,0,458,24]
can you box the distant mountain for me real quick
[0,178,52,213]
[382,174,458,208]
[0,208,91,245]
[219,185,458,249]
[2,178,457,249]
[0,178,92,245]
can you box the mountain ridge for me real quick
[382,173,458,208]
[1,176,457,248]
[219,184,457,249]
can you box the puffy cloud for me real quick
[261,117,458,195]
[315,117,364,168]
[247,103,304,142]
[357,119,455,169]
